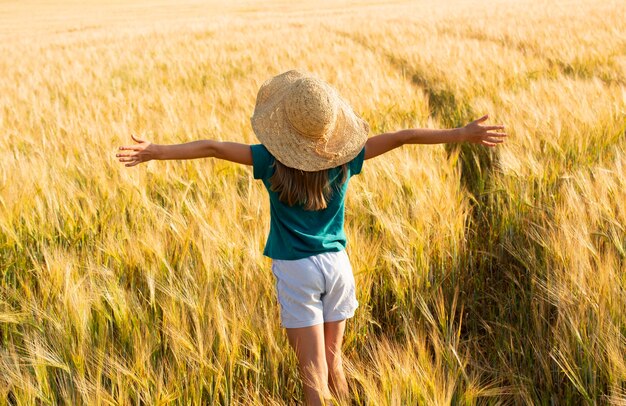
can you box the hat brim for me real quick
[250,72,369,172]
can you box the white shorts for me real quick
[271,250,359,329]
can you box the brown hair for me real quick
[269,160,348,211]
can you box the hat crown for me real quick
[284,78,338,139]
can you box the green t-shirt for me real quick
[250,144,365,260]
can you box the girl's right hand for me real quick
[116,134,159,167]
[461,115,507,147]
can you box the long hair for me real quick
[269,160,348,211]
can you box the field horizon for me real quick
[1,0,625,404]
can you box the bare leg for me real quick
[324,319,349,401]
[286,323,332,406]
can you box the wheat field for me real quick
[1,0,625,404]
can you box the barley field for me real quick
[1,0,625,404]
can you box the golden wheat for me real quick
[1,0,625,404]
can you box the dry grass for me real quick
[1,0,625,404]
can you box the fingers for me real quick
[131,134,146,143]
[119,134,147,151]
[117,155,140,164]
[119,157,141,167]
[482,135,505,147]
[116,151,142,166]
[475,114,489,123]
[466,115,508,146]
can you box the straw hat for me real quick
[250,70,370,171]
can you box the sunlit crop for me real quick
[1,0,625,404]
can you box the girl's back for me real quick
[250,143,365,260]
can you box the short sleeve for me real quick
[250,144,274,180]
[349,146,366,177]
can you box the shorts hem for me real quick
[282,318,325,329]
[323,306,358,323]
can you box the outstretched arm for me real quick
[364,114,507,160]
[116,135,252,167]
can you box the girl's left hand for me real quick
[116,134,158,167]
[461,115,507,147]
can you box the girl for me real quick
[116,70,506,405]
